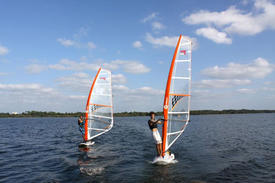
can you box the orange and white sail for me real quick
[162,35,192,157]
[84,68,113,141]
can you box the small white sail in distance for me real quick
[162,35,192,157]
[84,68,114,141]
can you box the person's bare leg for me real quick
[156,143,162,156]
[159,143,162,155]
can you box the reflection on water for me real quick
[78,148,105,176]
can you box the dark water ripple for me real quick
[0,114,275,183]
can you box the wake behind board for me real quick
[78,141,95,148]
[152,153,177,165]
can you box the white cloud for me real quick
[87,42,96,49]
[133,41,142,49]
[237,88,256,94]
[56,72,92,92]
[0,72,7,76]
[152,21,165,30]
[196,27,232,44]
[112,85,164,111]
[264,81,275,85]
[145,33,198,49]
[57,72,127,92]
[194,79,251,88]
[142,12,157,23]
[182,0,275,42]
[57,37,96,50]
[262,86,275,91]
[201,57,274,79]
[121,61,150,74]
[113,84,129,91]
[145,33,178,47]
[68,95,86,100]
[0,83,89,112]
[113,85,163,96]
[49,59,99,71]
[25,58,150,74]
[112,74,127,84]
[135,86,164,95]
[57,38,75,47]
[25,64,47,74]
[0,45,9,55]
[0,83,55,93]
[104,60,150,74]
[158,61,164,64]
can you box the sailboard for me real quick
[154,35,192,164]
[79,68,114,146]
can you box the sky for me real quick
[0,0,274,113]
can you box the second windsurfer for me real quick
[78,116,85,140]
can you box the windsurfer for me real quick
[148,112,163,156]
[78,116,85,137]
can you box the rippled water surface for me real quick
[0,113,275,183]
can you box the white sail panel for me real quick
[86,68,113,140]
[164,36,192,152]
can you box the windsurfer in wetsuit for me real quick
[148,112,163,156]
[78,116,85,137]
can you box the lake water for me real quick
[0,113,274,183]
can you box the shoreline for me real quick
[1,109,274,118]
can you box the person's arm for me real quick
[156,119,164,124]
[79,119,84,127]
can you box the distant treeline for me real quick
[0,111,85,118]
[190,109,275,115]
[0,109,274,118]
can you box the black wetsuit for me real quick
[78,119,83,126]
[148,119,158,130]
[78,118,84,134]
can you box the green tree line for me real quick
[0,109,274,118]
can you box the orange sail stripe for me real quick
[162,35,182,157]
[169,93,190,97]
[90,103,112,108]
[85,68,101,141]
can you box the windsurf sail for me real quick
[162,35,192,157]
[84,68,113,141]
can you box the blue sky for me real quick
[0,0,274,112]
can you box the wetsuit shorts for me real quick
[152,130,162,144]
[79,126,84,135]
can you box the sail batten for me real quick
[162,35,192,157]
[84,68,113,141]
[175,59,191,62]
[92,94,112,96]
[90,114,113,119]
[172,76,190,80]
[90,103,112,107]
[88,128,106,131]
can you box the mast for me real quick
[162,35,182,157]
[84,68,101,141]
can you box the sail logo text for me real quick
[180,50,186,55]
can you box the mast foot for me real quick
[152,153,176,165]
